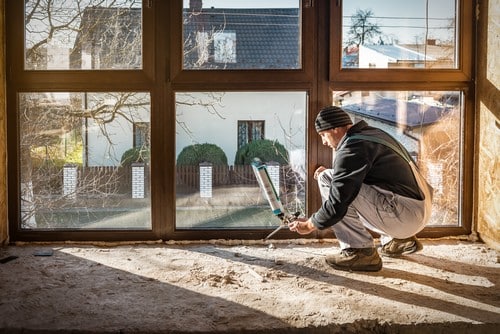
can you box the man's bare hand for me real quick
[288,218,317,235]
[313,166,327,180]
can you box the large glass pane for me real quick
[175,92,306,230]
[333,90,463,226]
[342,0,458,69]
[19,92,151,229]
[25,0,142,70]
[183,0,301,70]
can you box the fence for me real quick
[176,163,302,197]
[176,164,259,189]
[32,164,149,198]
[77,165,132,194]
[32,163,299,198]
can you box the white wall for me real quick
[85,94,150,166]
[175,91,307,166]
[85,117,134,166]
[358,45,391,68]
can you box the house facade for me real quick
[175,91,307,168]
[71,5,303,167]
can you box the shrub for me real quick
[234,139,288,165]
[176,143,228,166]
[121,147,150,166]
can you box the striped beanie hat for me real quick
[314,106,353,132]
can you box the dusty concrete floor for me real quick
[0,238,499,334]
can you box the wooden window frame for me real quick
[6,0,318,242]
[327,0,475,238]
[5,0,474,241]
[167,1,315,88]
[330,0,474,85]
[6,0,159,242]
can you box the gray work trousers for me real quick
[317,169,427,249]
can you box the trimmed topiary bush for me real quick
[177,143,228,166]
[234,139,288,165]
[121,147,150,166]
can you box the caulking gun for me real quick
[251,158,299,239]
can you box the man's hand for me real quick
[289,217,317,235]
[313,165,327,180]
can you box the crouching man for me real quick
[289,106,433,272]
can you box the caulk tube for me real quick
[251,159,284,216]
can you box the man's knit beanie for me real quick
[314,106,353,132]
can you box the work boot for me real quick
[325,248,382,272]
[379,236,423,257]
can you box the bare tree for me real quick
[20,1,226,228]
[19,91,152,227]
[182,6,229,69]
[346,9,382,46]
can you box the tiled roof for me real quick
[72,7,300,70]
[183,8,300,69]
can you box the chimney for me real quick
[190,0,202,12]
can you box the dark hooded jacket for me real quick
[311,120,422,229]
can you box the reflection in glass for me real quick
[19,92,151,229]
[175,92,306,229]
[342,0,457,69]
[25,0,142,70]
[183,0,301,70]
[333,90,462,226]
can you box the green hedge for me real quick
[234,139,288,165]
[177,143,228,166]
[121,147,150,166]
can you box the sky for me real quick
[343,0,456,18]
[183,0,298,8]
[343,0,457,44]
